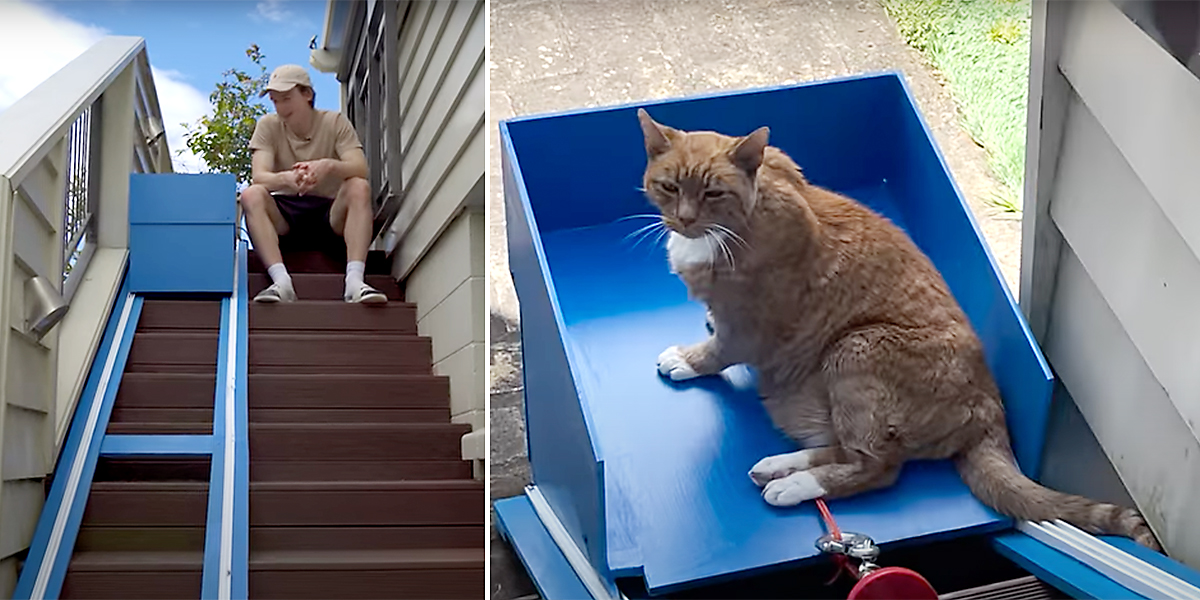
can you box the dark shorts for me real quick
[272,194,336,240]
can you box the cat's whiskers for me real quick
[708,227,737,271]
[653,226,671,247]
[614,213,663,223]
[623,220,666,249]
[711,223,749,251]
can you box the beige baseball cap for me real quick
[261,64,312,96]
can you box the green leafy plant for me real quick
[180,44,270,189]
[880,0,1031,214]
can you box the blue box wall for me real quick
[128,173,236,293]
[502,72,1055,593]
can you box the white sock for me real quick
[345,260,366,291]
[267,263,292,289]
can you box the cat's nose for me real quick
[678,215,696,227]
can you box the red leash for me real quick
[813,497,939,600]
[815,498,859,584]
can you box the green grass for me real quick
[880,0,1031,213]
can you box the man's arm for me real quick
[251,149,300,194]
[293,148,368,193]
[327,147,368,181]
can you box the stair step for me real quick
[253,480,483,526]
[251,526,481,551]
[96,457,472,482]
[63,550,484,600]
[250,571,482,599]
[83,482,208,527]
[125,332,218,374]
[62,551,201,600]
[250,422,469,461]
[83,480,483,526]
[115,373,449,410]
[74,526,205,553]
[248,548,482,599]
[249,333,433,374]
[250,373,450,409]
[74,524,479,553]
[115,373,214,408]
[102,423,467,461]
[138,300,222,331]
[105,420,211,434]
[110,407,213,425]
[249,407,448,423]
[248,250,391,275]
[248,273,402,301]
[249,301,417,334]
[110,407,449,426]
[252,547,482,570]
[139,299,417,332]
[126,333,433,374]
[106,422,213,435]
[94,458,212,483]
[252,460,473,481]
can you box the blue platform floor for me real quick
[538,189,1007,592]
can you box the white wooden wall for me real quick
[382,0,485,273]
[383,0,486,467]
[1023,0,1200,568]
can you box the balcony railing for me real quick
[0,36,172,595]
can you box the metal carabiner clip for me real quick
[816,530,881,578]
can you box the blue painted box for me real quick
[129,173,237,293]
[502,72,1054,594]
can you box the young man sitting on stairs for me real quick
[241,63,387,304]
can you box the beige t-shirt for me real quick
[249,109,364,199]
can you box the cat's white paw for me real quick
[721,364,756,391]
[762,471,827,506]
[749,449,819,487]
[657,346,699,381]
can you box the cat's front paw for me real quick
[762,472,827,507]
[749,451,813,487]
[657,346,700,381]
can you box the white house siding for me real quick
[1023,0,1200,568]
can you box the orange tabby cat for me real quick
[636,108,1159,550]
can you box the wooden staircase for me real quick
[57,249,484,599]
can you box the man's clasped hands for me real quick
[281,158,336,196]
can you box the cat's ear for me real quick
[731,126,770,175]
[638,108,674,159]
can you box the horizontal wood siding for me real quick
[1026,0,1200,567]
[384,0,485,279]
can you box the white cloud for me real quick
[0,2,214,174]
[0,1,107,109]
[150,67,211,173]
[254,0,293,23]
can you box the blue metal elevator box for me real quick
[128,173,237,293]
[501,72,1055,594]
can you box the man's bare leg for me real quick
[329,176,372,262]
[240,184,296,302]
[329,177,386,303]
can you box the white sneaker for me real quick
[254,282,297,303]
[345,282,387,304]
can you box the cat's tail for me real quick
[954,431,1161,551]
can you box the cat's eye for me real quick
[704,189,724,199]
[658,181,679,194]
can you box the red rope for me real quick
[815,497,860,584]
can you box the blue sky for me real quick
[0,0,343,172]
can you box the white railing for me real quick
[0,36,172,594]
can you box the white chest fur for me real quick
[667,231,715,272]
